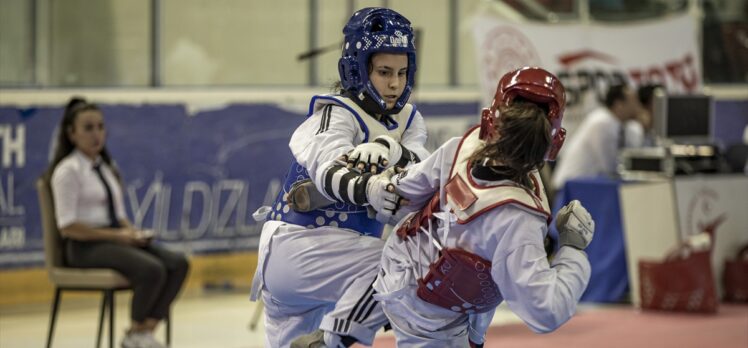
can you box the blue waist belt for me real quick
[267,161,384,238]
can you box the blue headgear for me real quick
[338,8,417,115]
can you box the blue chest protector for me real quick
[267,161,384,237]
[267,95,417,238]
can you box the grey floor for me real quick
[0,290,531,348]
[0,291,266,348]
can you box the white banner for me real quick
[673,175,748,297]
[473,14,702,136]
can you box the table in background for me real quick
[552,177,628,303]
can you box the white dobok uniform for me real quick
[373,127,591,347]
[250,94,429,347]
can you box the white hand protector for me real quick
[555,200,595,250]
[347,142,388,172]
[347,135,403,173]
[365,167,407,223]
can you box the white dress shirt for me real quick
[552,107,645,189]
[51,149,127,229]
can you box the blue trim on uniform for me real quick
[381,115,400,131]
[267,160,385,238]
[405,104,418,131]
[308,95,371,142]
[307,95,341,117]
[308,95,409,143]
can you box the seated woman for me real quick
[48,97,189,348]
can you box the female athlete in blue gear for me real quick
[250,8,429,348]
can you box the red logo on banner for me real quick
[555,50,700,107]
[628,54,700,92]
[559,50,617,66]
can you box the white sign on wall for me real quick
[673,175,748,296]
[472,14,702,136]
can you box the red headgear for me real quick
[479,67,567,161]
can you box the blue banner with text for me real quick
[0,101,480,269]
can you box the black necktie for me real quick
[93,163,121,228]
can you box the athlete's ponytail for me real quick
[468,101,551,187]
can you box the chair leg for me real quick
[96,292,107,348]
[166,311,171,347]
[108,291,115,348]
[46,288,62,348]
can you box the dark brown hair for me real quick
[46,97,115,176]
[468,101,551,187]
[605,84,629,108]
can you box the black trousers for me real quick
[66,240,189,322]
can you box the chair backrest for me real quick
[36,175,64,270]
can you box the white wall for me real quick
[0,0,482,88]
[49,0,150,86]
[0,0,34,86]
[162,0,309,86]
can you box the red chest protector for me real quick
[396,127,551,314]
